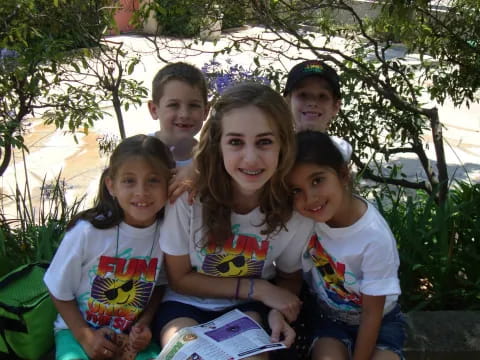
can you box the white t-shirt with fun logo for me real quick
[160,194,314,311]
[44,220,166,333]
[302,199,401,325]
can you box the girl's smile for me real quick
[288,163,351,227]
[106,156,168,228]
[220,105,280,208]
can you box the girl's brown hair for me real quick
[195,82,296,247]
[68,135,175,230]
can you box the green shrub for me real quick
[372,181,480,311]
[221,0,250,29]
[138,0,249,37]
[0,174,84,277]
[150,0,206,37]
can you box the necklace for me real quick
[114,220,160,259]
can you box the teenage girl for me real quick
[287,131,406,360]
[44,135,175,360]
[155,83,314,357]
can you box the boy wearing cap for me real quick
[284,60,352,160]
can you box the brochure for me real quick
[155,309,286,360]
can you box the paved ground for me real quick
[1,28,479,217]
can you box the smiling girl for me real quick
[155,83,313,358]
[287,131,406,360]
[44,135,174,360]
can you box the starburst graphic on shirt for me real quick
[91,276,152,307]
[201,253,263,277]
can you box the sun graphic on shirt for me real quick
[91,276,152,307]
[201,253,264,277]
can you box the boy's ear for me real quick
[147,100,159,120]
[339,164,350,185]
[333,99,341,117]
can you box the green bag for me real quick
[0,263,57,360]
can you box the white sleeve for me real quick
[330,136,352,162]
[360,227,401,297]
[159,193,191,256]
[275,213,314,274]
[43,222,86,301]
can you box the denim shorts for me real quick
[153,300,269,340]
[309,304,406,359]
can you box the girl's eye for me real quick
[122,178,135,185]
[312,177,324,186]
[190,103,201,108]
[149,177,162,184]
[167,103,178,108]
[257,138,273,146]
[228,139,242,146]
[291,188,301,196]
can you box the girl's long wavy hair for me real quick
[195,82,296,247]
[67,135,174,230]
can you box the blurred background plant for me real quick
[366,180,480,311]
[134,0,251,37]
[201,60,271,102]
[0,170,84,277]
[0,0,145,277]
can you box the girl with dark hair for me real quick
[155,83,313,358]
[44,135,175,360]
[287,131,405,360]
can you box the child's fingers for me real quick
[94,328,118,358]
[187,188,197,205]
[270,326,280,343]
[169,181,194,203]
[132,323,145,332]
[281,324,296,348]
[129,325,152,351]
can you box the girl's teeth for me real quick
[242,169,262,175]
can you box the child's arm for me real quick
[129,285,166,351]
[273,269,303,321]
[50,294,118,359]
[166,254,301,322]
[352,294,386,360]
[168,162,198,204]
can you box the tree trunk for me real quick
[0,140,12,177]
[112,92,126,139]
[426,107,449,205]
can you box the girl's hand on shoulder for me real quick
[80,327,118,359]
[255,281,302,323]
[168,165,198,204]
[268,309,296,348]
[129,323,152,351]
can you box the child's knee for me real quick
[159,317,198,346]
